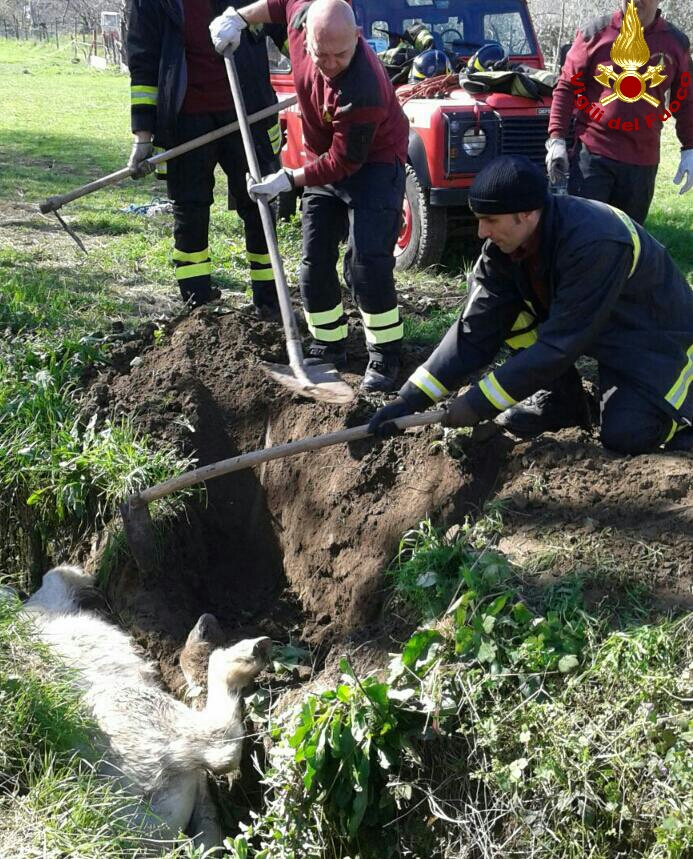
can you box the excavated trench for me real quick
[87,306,693,673]
[87,307,512,681]
[79,304,693,835]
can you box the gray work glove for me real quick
[545,137,569,185]
[128,140,154,178]
[673,149,693,195]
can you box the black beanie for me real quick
[468,155,548,214]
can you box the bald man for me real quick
[210,0,409,392]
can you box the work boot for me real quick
[185,287,222,308]
[664,427,693,452]
[361,353,401,393]
[254,300,282,323]
[252,286,281,322]
[495,367,591,438]
[303,341,348,369]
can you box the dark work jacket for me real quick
[400,195,693,427]
[126,0,282,150]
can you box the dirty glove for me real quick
[673,149,693,195]
[247,168,294,202]
[209,6,247,54]
[545,137,569,185]
[128,140,154,178]
[367,396,413,439]
[440,396,480,429]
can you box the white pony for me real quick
[22,565,271,850]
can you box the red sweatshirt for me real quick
[181,0,233,113]
[549,10,693,165]
[267,0,408,185]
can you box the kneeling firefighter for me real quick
[369,155,693,455]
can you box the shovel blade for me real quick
[260,360,355,404]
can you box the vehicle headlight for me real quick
[462,127,487,156]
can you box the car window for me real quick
[483,12,531,56]
[267,36,291,74]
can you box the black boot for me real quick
[495,367,591,438]
[361,352,401,393]
[184,286,222,308]
[303,341,348,369]
[252,286,281,323]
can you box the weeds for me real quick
[0,333,195,588]
[230,521,692,859]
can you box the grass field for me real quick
[1,39,692,859]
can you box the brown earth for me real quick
[81,304,693,687]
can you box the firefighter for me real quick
[209,0,409,392]
[126,0,284,317]
[546,0,693,226]
[368,155,693,455]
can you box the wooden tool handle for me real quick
[38,97,297,214]
[135,410,446,505]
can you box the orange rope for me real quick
[398,73,460,105]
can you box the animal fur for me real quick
[22,565,271,849]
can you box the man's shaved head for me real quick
[305,0,359,78]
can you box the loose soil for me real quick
[82,304,693,687]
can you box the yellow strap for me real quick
[175,262,212,280]
[307,323,348,342]
[606,205,641,277]
[505,310,538,349]
[173,248,209,263]
[303,303,344,327]
[360,307,400,328]
[364,323,404,345]
[130,84,157,106]
[665,342,693,410]
[247,252,271,264]
[479,372,517,411]
[250,268,275,281]
[664,420,679,444]
[410,367,449,402]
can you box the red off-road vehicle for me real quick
[268,0,553,270]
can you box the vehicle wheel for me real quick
[394,164,447,271]
[273,188,299,221]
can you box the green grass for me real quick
[233,519,692,859]
[1,38,692,859]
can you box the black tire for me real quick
[394,164,448,271]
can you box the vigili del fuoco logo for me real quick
[570,0,690,131]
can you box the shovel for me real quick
[37,98,297,216]
[223,51,354,406]
[121,410,446,572]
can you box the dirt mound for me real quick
[496,431,693,607]
[91,307,480,657]
[89,307,693,674]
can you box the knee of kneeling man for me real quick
[599,420,661,455]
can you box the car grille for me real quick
[499,116,550,166]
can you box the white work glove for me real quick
[128,139,154,178]
[545,137,569,185]
[209,6,247,55]
[673,149,693,195]
[247,168,294,202]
